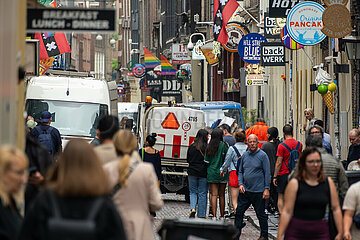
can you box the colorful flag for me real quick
[213,0,239,45]
[144,47,161,70]
[161,55,177,75]
[34,32,71,60]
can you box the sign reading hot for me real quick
[261,42,285,66]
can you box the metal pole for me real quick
[289,50,293,126]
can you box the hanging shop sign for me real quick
[260,42,285,66]
[221,22,249,52]
[281,25,304,50]
[176,69,189,83]
[223,78,240,93]
[200,42,219,66]
[172,43,191,64]
[264,13,281,39]
[27,8,116,32]
[268,0,302,18]
[191,40,205,60]
[286,1,326,46]
[238,33,267,64]
[162,79,182,96]
[132,63,145,78]
[321,1,352,38]
[245,74,264,86]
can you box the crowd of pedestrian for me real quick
[0,111,164,240]
[1,109,360,240]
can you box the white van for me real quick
[117,102,139,131]
[25,70,118,145]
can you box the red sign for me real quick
[161,112,180,129]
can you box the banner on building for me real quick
[162,79,182,96]
[260,42,285,66]
[238,33,267,64]
[246,75,265,86]
[221,22,249,52]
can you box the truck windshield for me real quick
[25,99,108,137]
[204,108,242,128]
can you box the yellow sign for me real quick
[200,42,219,66]
[39,57,54,75]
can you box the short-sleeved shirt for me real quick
[343,181,360,239]
[277,138,303,176]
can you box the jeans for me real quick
[235,192,268,239]
[188,175,208,218]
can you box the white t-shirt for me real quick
[348,161,360,171]
[343,181,360,239]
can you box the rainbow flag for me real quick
[144,47,160,70]
[161,55,177,75]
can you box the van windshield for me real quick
[25,99,108,137]
[204,108,242,128]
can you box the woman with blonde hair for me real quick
[18,139,127,240]
[303,108,317,136]
[104,130,163,240]
[0,145,28,240]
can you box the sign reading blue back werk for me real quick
[238,33,267,64]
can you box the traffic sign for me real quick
[161,113,180,130]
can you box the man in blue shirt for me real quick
[235,134,270,240]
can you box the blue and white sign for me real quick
[286,1,326,46]
[238,33,267,64]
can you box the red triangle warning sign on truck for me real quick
[161,112,180,129]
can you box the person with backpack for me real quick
[30,111,62,158]
[273,124,303,215]
[234,134,271,240]
[220,129,247,217]
[18,139,127,240]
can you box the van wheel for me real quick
[184,192,190,203]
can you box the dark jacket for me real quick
[25,135,54,212]
[347,144,360,168]
[187,144,207,178]
[0,198,22,240]
[18,190,127,240]
[30,125,62,156]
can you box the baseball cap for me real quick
[40,111,52,123]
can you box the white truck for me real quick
[138,103,206,201]
[25,70,118,146]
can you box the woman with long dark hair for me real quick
[261,127,280,213]
[277,147,343,240]
[204,128,229,220]
[187,129,209,218]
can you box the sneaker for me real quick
[189,209,196,218]
[211,217,217,221]
[219,217,225,221]
[208,210,214,218]
[229,212,236,219]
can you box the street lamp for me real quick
[343,35,360,60]
[342,34,360,128]
[187,32,207,101]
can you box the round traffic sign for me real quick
[182,122,191,132]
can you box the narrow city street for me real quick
[153,193,279,240]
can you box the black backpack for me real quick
[47,191,103,240]
[35,126,55,156]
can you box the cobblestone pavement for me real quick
[153,193,278,240]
